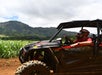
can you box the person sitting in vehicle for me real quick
[70,29,92,47]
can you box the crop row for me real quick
[0,40,32,58]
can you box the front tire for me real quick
[15,60,50,75]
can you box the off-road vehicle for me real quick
[15,19,102,75]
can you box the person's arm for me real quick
[78,40,92,45]
[70,38,92,47]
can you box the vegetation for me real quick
[0,40,32,58]
[0,21,77,58]
[0,21,76,40]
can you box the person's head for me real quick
[80,29,89,36]
[76,29,90,38]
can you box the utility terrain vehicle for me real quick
[15,19,102,75]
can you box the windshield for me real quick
[49,27,98,42]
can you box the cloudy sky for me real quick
[0,0,102,28]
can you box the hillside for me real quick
[0,21,76,40]
[0,21,34,36]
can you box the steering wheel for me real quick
[61,36,73,45]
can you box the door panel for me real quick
[58,46,95,72]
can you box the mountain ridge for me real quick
[0,21,76,40]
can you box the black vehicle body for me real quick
[17,19,102,75]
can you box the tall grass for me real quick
[0,40,32,58]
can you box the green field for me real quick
[0,40,33,58]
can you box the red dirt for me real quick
[1,58,101,75]
[0,58,21,75]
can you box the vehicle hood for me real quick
[24,40,60,50]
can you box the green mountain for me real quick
[0,21,76,40]
[0,21,34,36]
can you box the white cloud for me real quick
[0,0,102,28]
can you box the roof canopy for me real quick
[57,19,102,29]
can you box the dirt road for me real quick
[0,58,21,75]
[1,58,102,75]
